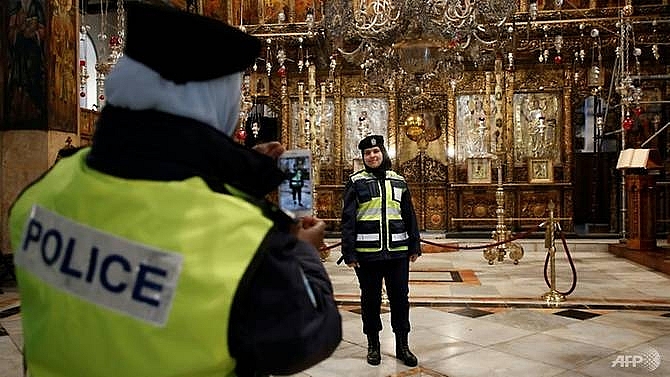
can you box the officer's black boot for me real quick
[395,332,418,367]
[366,333,381,366]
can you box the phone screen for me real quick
[277,149,314,218]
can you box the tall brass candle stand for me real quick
[483,158,524,264]
[541,201,566,303]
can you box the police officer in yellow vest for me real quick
[9,3,341,377]
[341,134,421,367]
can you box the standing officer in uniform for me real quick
[10,3,341,377]
[340,134,421,367]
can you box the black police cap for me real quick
[358,135,385,150]
[124,2,261,84]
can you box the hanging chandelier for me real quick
[324,0,517,88]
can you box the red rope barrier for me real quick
[329,223,545,264]
[323,222,577,298]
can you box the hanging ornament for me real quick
[297,37,305,73]
[277,48,286,66]
[306,8,315,29]
[623,0,633,17]
[553,34,563,65]
[507,52,514,71]
[265,39,273,76]
[622,114,634,131]
[235,126,247,142]
[529,1,538,21]
[652,44,660,60]
[276,48,287,78]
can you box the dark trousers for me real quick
[355,257,410,335]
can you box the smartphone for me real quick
[277,149,314,218]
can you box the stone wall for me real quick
[0,130,78,254]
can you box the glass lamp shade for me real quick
[404,111,442,142]
[404,113,426,141]
[394,39,441,75]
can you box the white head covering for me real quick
[105,56,242,136]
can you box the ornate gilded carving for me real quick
[273,64,579,233]
[399,156,422,183]
[314,188,341,220]
[519,191,560,220]
[454,71,487,92]
[398,154,447,183]
[318,167,337,185]
[340,75,387,97]
[447,85,457,182]
[513,69,563,91]
[462,191,497,222]
[425,188,447,230]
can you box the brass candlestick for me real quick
[484,157,524,264]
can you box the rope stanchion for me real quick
[540,201,578,303]
[542,223,578,297]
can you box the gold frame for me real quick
[467,157,492,184]
[250,72,270,97]
[528,158,554,183]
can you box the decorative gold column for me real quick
[297,81,305,148]
[333,75,343,183]
[494,59,505,154]
[562,70,573,183]
[447,83,457,182]
[388,81,397,164]
[484,71,493,151]
[280,75,290,147]
[504,70,515,182]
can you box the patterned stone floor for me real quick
[2,237,670,377]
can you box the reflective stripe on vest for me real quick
[10,149,268,377]
[351,171,409,253]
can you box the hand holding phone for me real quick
[277,149,314,218]
[253,141,285,160]
[293,216,326,250]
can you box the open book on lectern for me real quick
[616,148,661,170]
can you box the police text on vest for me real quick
[15,206,183,326]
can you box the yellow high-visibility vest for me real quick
[10,149,269,377]
[350,170,409,253]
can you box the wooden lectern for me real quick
[616,149,661,250]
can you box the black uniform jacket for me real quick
[340,169,421,265]
[87,105,342,376]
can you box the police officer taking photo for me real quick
[341,134,421,367]
[10,3,341,377]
